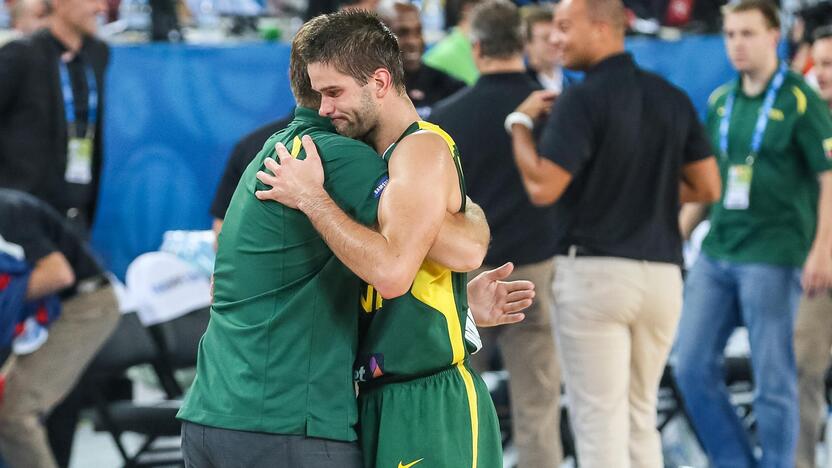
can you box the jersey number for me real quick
[361,284,383,313]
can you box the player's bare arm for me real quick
[428,199,490,272]
[256,133,481,298]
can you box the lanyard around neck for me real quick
[718,63,787,166]
[58,57,98,139]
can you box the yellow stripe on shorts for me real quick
[457,363,479,468]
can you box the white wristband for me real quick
[504,111,534,134]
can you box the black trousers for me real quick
[181,421,363,468]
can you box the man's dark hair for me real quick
[723,0,780,29]
[522,5,553,42]
[469,0,524,59]
[814,24,832,42]
[299,9,406,93]
[289,16,326,108]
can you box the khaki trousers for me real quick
[553,256,681,468]
[469,258,562,468]
[0,285,120,468]
[794,292,832,468]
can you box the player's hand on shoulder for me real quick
[255,135,326,210]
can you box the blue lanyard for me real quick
[58,58,98,139]
[719,63,787,165]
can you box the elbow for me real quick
[458,232,488,272]
[457,247,485,273]
[374,279,411,300]
[372,266,413,299]
[527,184,558,206]
[704,181,722,203]
[697,177,722,203]
[57,265,76,290]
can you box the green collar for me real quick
[293,107,335,131]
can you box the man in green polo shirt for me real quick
[673,1,832,466]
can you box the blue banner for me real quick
[92,36,734,279]
[627,35,734,118]
[92,42,294,278]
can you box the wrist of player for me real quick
[296,186,329,214]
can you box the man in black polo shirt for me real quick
[0,189,119,468]
[506,0,721,465]
[430,1,563,466]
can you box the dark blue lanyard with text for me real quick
[58,58,98,139]
[719,63,787,166]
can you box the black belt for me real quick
[559,245,609,257]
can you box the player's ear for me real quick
[371,68,393,97]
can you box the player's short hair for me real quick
[298,9,406,93]
[290,16,326,108]
[723,0,780,30]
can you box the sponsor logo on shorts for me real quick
[354,354,385,382]
[398,458,424,468]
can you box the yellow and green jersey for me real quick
[354,121,470,388]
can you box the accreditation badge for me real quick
[64,137,93,184]
[724,164,752,210]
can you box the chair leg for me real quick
[93,397,132,463]
[124,435,158,468]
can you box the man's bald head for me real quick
[552,0,626,70]
[584,0,627,34]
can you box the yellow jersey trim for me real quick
[457,363,479,468]
[414,120,466,212]
[290,136,303,158]
[410,260,465,365]
[417,121,456,154]
[792,86,807,115]
[709,84,732,107]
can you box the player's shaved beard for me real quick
[333,86,380,142]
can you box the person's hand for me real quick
[467,262,535,327]
[515,90,558,121]
[802,248,832,297]
[255,135,325,209]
